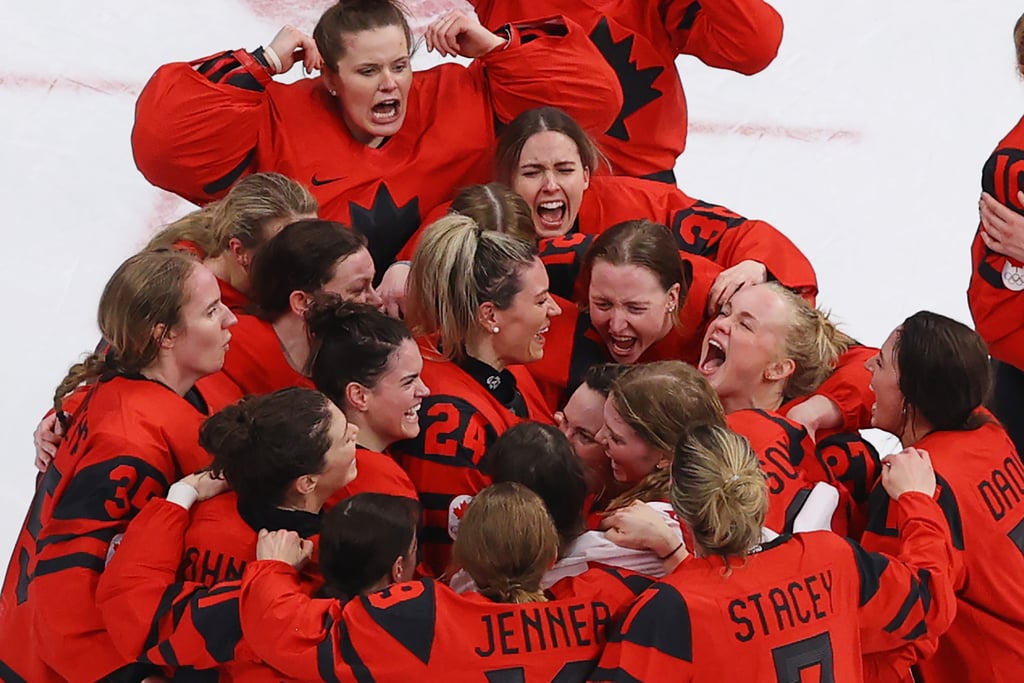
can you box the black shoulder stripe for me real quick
[334,610,376,683]
[933,474,966,551]
[842,538,889,607]
[33,551,105,578]
[783,487,812,534]
[883,575,922,634]
[202,147,257,197]
[156,640,178,668]
[613,583,693,662]
[226,72,263,92]
[677,2,702,31]
[190,593,241,663]
[902,618,928,641]
[144,582,189,652]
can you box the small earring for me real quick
[329,89,337,96]
[492,326,500,334]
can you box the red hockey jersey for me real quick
[326,446,418,508]
[592,491,956,682]
[132,17,622,273]
[860,418,1024,682]
[222,313,315,395]
[239,560,652,682]
[968,113,1024,369]
[391,341,553,576]
[470,0,783,178]
[0,376,212,682]
[97,497,319,682]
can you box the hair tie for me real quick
[729,474,739,482]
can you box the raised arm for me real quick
[661,0,783,74]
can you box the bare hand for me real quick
[603,501,683,557]
[377,262,411,318]
[267,25,324,75]
[33,411,64,472]
[257,528,314,568]
[178,471,230,502]
[784,395,842,441]
[881,447,936,500]
[707,260,768,314]
[979,191,1024,262]
[424,10,506,59]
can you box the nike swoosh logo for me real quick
[311,174,345,186]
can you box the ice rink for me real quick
[1,0,1020,560]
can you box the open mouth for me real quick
[534,325,550,344]
[608,334,637,358]
[699,339,726,375]
[372,99,401,123]
[403,403,421,423]
[536,200,566,228]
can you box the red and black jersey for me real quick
[860,418,1024,682]
[470,0,783,179]
[97,498,318,682]
[0,376,213,682]
[813,431,883,541]
[325,446,419,508]
[222,314,314,395]
[592,491,956,682]
[391,341,553,576]
[726,409,844,535]
[239,560,652,682]
[132,17,622,274]
[968,113,1024,369]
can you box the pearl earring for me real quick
[329,89,337,96]
[492,326,500,334]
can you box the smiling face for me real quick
[511,130,591,238]
[596,396,668,485]
[165,264,238,381]
[866,328,905,435]
[588,261,679,365]
[316,402,361,496]
[325,25,412,147]
[360,338,430,447]
[488,258,562,366]
[697,285,793,411]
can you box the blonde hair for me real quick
[762,282,854,400]
[405,215,538,361]
[53,251,197,421]
[670,425,768,561]
[207,172,318,257]
[451,183,536,242]
[145,205,219,257]
[453,483,556,604]
[605,361,726,511]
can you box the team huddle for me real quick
[1,1,1023,681]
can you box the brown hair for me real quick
[580,220,691,315]
[1015,13,1024,68]
[494,106,606,185]
[200,387,335,506]
[452,482,557,604]
[314,0,413,72]
[670,424,768,561]
[605,361,726,511]
[894,311,992,433]
[145,205,219,257]
[53,251,197,420]
[405,215,537,361]
[451,183,536,242]
[762,282,855,400]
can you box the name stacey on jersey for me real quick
[473,600,614,657]
[728,569,835,642]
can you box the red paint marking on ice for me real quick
[689,120,861,143]
[148,191,193,229]
[0,71,861,144]
[0,72,140,96]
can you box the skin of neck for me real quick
[203,253,249,295]
[465,332,504,372]
[720,381,784,415]
[272,313,312,375]
[140,356,201,397]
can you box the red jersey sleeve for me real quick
[133,50,274,204]
[784,344,878,433]
[968,127,1024,368]
[481,16,623,136]
[660,0,783,74]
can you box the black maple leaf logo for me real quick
[589,17,665,142]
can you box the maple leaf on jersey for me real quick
[453,498,470,520]
[348,183,420,277]
[589,17,664,141]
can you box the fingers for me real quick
[426,11,465,57]
[268,25,320,74]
